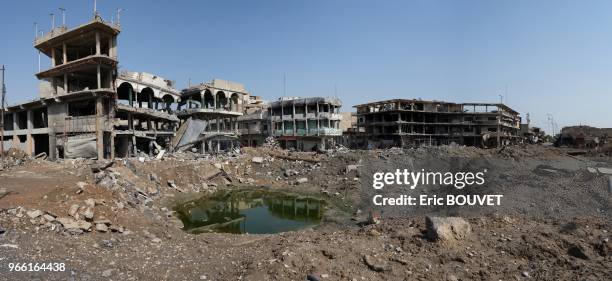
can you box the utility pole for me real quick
[1,65,6,168]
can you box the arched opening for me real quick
[161,94,176,111]
[138,87,155,109]
[204,89,214,109]
[216,91,228,110]
[117,82,135,106]
[230,93,240,112]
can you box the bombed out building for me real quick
[351,99,521,148]
[268,97,342,151]
[1,15,181,159]
[171,80,250,153]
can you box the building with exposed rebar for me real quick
[351,99,521,148]
[268,97,342,151]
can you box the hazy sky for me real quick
[1,0,611,131]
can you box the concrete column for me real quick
[96,97,104,160]
[95,31,101,55]
[216,117,220,132]
[108,37,113,57]
[96,64,101,89]
[112,36,117,58]
[316,102,320,136]
[26,110,33,155]
[48,132,56,160]
[281,102,285,133]
[110,132,115,160]
[128,86,133,107]
[62,43,67,64]
[63,73,68,94]
[292,102,296,136]
[51,48,56,67]
[12,113,19,146]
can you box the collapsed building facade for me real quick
[267,97,342,151]
[351,99,521,148]
[1,16,180,160]
[172,80,249,153]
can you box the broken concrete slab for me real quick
[26,210,43,219]
[251,157,264,164]
[597,167,612,175]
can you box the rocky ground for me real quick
[0,145,610,281]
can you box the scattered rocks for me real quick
[26,209,43,219]
[68,204,80,220]
[96,223,109,232]
[426,216,471,243]
[567,244,589,260]
[362,254,391,272]
[57,217,92,232]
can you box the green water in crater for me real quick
[174,189,325,234]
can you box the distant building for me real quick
[557,126,611,148]
[351,99,521,148]
[267,97,342,151]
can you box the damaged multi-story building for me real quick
[351,99,521,148]
[1,15,179,160]
[267,97,343,151]
[171,79,250,153]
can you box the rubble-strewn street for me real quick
[0,145,610,280]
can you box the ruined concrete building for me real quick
[557,126,611,148]
[1,16,179,159]
[351,99,521,148]
[268,97,342,151]
[172,80,250,153]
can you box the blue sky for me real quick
[1,0,611,131]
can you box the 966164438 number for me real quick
[8,263,65,272]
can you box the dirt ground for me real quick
[0,145,610,281]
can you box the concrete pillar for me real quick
[95,31,101,55]
[96,64,101,89]
[62,42,67,64]
[292,102,296,136]
[12,113,19,146]
[96,97,104,160]
[108,37,113,57]
[26,110,33,155]
[110,132,115,160]
[316,102,320,136]
[48,132,56,160]
[51,48,56,67]
[63,73,68,94]
[281,102,285,133]
[128,86,133,107]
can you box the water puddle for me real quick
[174,189,325,234]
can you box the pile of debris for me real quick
[263,136,280,149]
[1,205,127,236]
